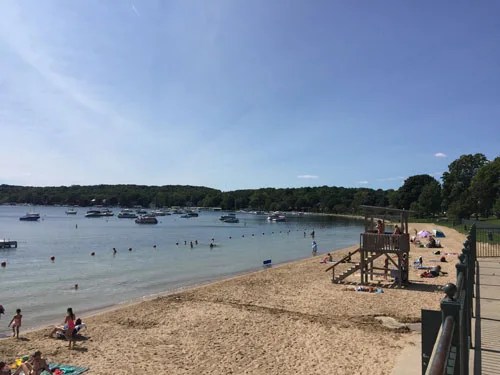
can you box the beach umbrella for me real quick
[417,230,432,238]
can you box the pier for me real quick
[0,239,17,249]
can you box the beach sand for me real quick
[0,223,465,374]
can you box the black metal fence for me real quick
[424,225,476,375]
[462,220,500,257]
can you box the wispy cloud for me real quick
[434,152,447,158]
[297,175,319,179]
[357,180,369,185]
[376,176,406,182]
[131,4,140,17]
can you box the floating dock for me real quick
[0,240,17,249]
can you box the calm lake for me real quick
[0,205,363,337]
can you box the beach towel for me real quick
[48,363,89,374]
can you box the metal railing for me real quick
[425,224,476,375]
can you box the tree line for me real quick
[1,153,498,220]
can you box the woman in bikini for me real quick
[13,351,49,375]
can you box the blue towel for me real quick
[48,363,89,374]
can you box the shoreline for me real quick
[0,223,464,374]
[1,244,356,340]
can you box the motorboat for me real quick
[151,210,167,216]
[65,208,77,215]
[222,216,239,223]
[135,215,158,224]
[220,212,239,223]
[219,213,236,221]
[117,209,138,219]
[100,208,114,217]
[19,213,40,221]
[85,210,103,218]
[267,212,286,222]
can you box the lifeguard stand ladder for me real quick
[326,206,412,288]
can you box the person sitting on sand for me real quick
[0,361,12,375]
[426,236,437,248]
[14,351,49,375]
[321,253,333,263]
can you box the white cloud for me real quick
[297,175,318,179]
[376,176,406,182]
[131,4,140,17]
[434,152,447,158]
[357,180,369,185]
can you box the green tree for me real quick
[441,153,488,217]
[417,180,442,217]
[397,174,438,210]
[469,157,500,217]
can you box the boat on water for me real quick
[117,209,138,219]
[100,208,114,216]
[65,208,77,215]
[222,216,239,223]
[85,210,103,218]
[267,212,286,222]
[135,215,158,224]
[19,213,40,221]
[219,212,239,223]
[180,211,198,218]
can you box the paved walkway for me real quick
[472,258,500,375]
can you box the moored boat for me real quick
[19,213,40,221]
[117,209,138,219]
[135,215,158,224]
[65,208,77,215]
[267,212,286,222]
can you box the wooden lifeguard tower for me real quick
[326,205,411,287]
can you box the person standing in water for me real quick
[311,241,318,256]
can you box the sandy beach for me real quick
[0,223,466,374]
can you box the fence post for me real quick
[441,283,461,374]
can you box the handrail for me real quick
[325,247,360,272]
[423,224,477,375]
[427,316,455,375]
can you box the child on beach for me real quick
[8,308,22,338]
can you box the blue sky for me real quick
[0,1,498,191]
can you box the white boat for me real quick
[65,208,77,215]
[267,212,286,222]
[85,210,103,218]
[117,209,138,219]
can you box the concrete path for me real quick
[472,258,500,375]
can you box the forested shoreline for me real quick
[1,154,498,220]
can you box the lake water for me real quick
[0,205,363,337]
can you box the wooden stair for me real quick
[332,252,384,284]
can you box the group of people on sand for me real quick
[1,351,49,375]
[1,306,81,347]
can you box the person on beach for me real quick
[50,308,76,349]
[0,360,12,375]
[321,253,333,263]
[311,241,318,255]
[13,351,49,375]
[8,308,22,338]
